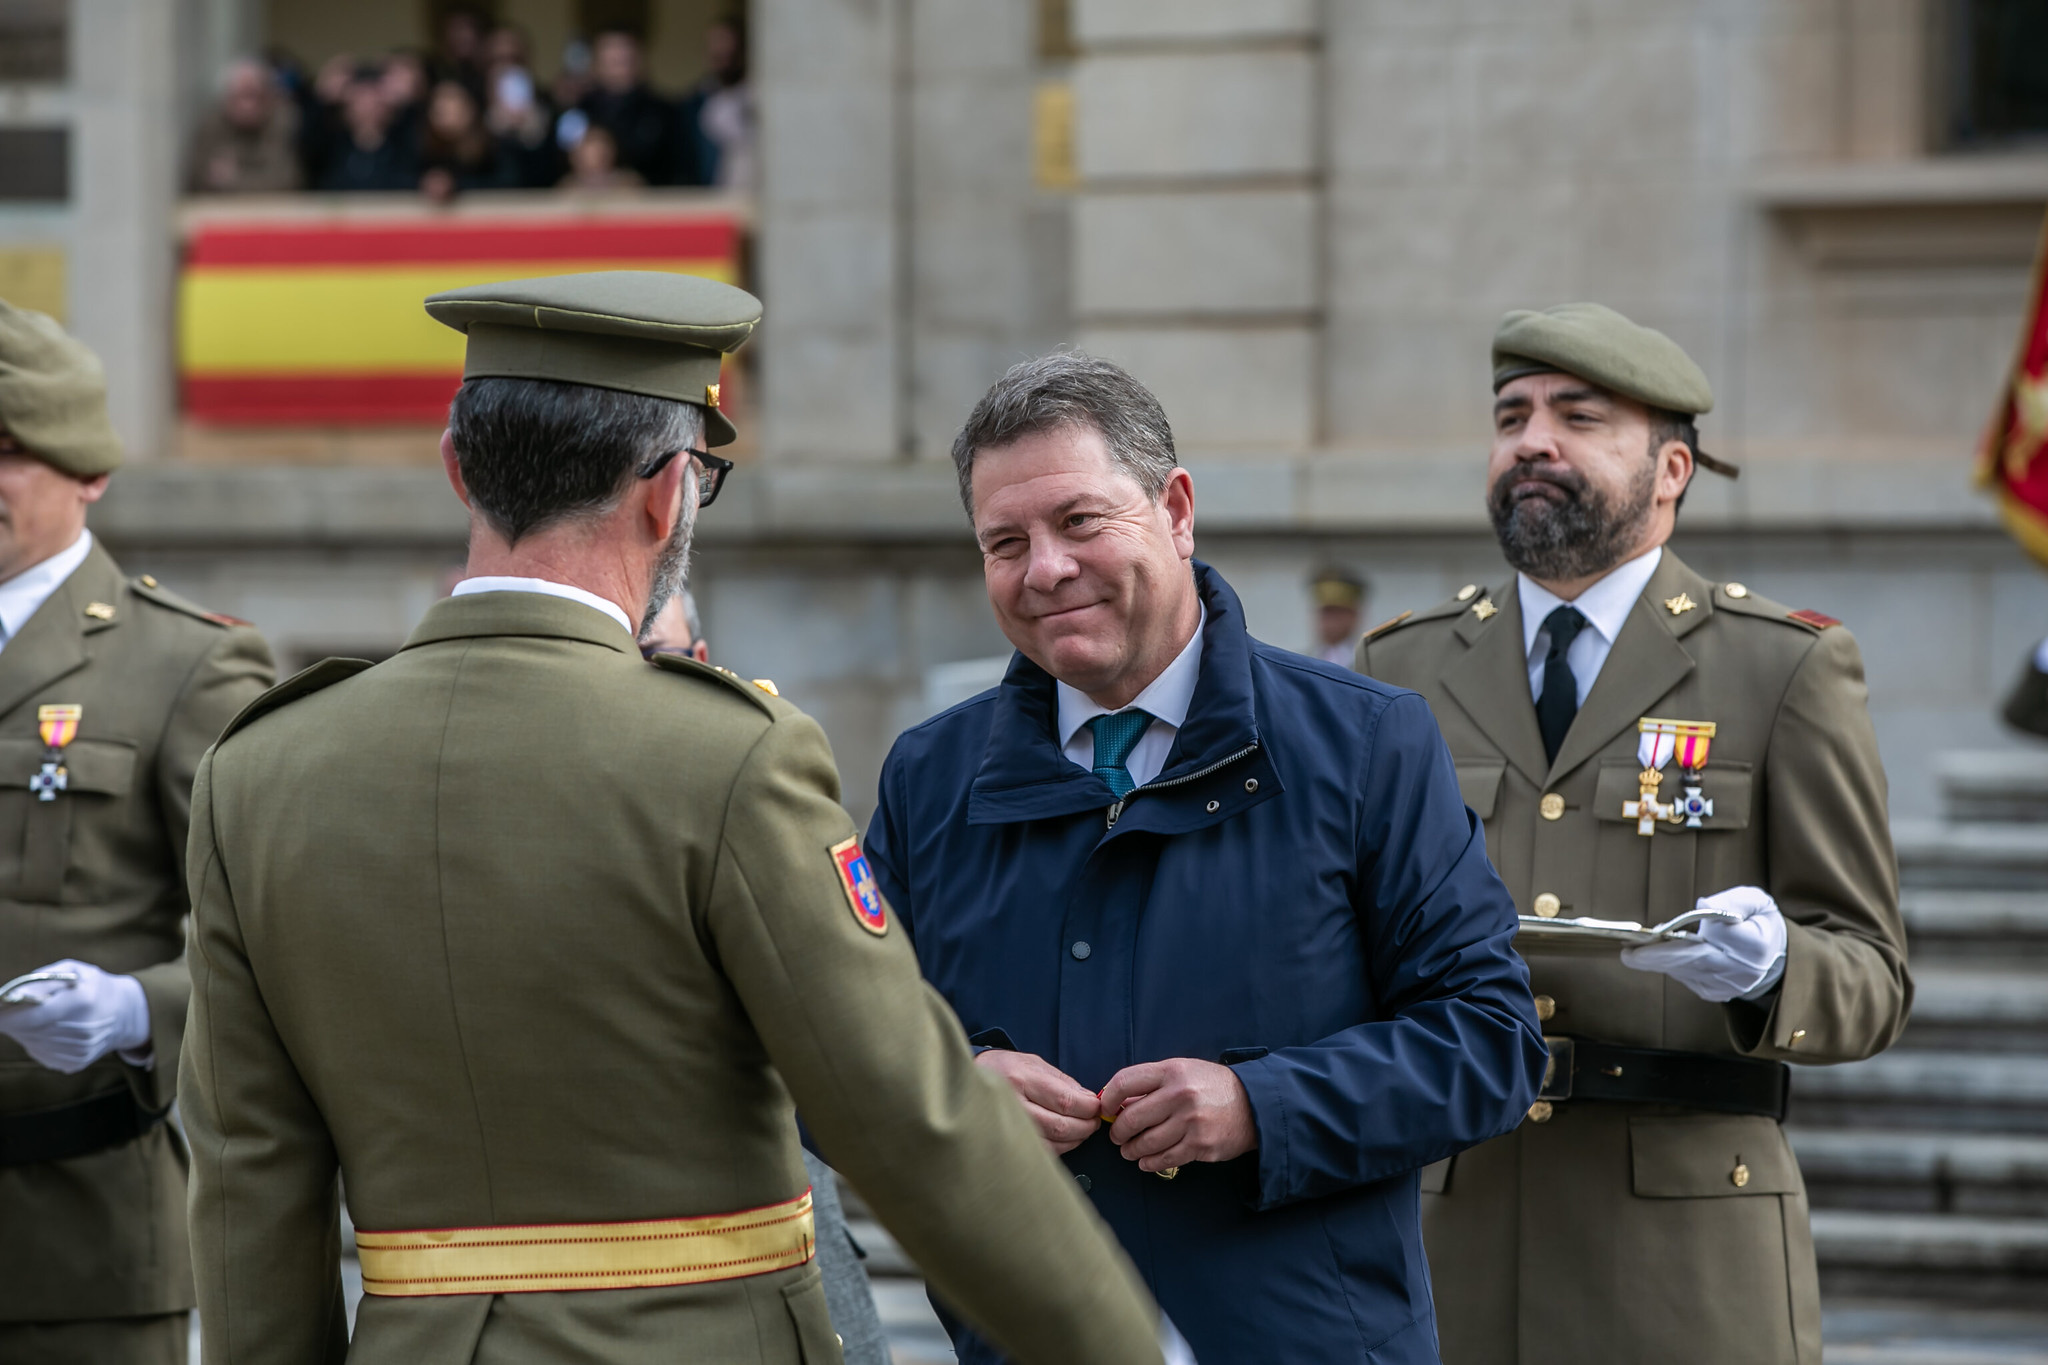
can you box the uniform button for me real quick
[1725,582,1749,599]
[1534,994,1556,1022]
[1540,793,1565,820]
[1789,1029,1806,1046]
[1527,1100,1553,1123]
[139,574,158,588]
[1076,1173,1093,1192]
[1532,892,1562,918]
[1731,1163,1750,1188]
[1071,941,1092,960]
[1205,799,1220,813]
[1456,584,1478,602]
[1244,778,1258,792]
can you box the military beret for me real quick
[0,299,123,477]
[426,271,762,447]
[1311,569,1365,609]
[1492,302,1713,416]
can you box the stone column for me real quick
[1069,0,1322,452]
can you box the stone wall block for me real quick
[1075,51,1317,180]
[1074,189,1318,316]
[1076,325,1316,449]
[1075,0,1318,45]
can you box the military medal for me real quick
[31,704,81,803]
[1627,718,1717,834]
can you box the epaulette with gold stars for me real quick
[128,573,255,630]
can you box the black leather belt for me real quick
[0,1087,165,1166]
[1541,1036,1789,1121]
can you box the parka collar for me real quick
[966,561,1264,826]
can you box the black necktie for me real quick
[1536,606,1587,764]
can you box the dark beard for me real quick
[638,488,699,638]
[1486,458,1655,582]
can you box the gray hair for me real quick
[949,351,1177,517]
[447,377,702,544]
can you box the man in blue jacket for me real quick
[862,353,1549,1364]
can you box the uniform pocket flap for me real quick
[0,737,136,796]
[1454,758,1507,819]
[1593,758,1752,831]
[781,1266,844,1364]
[1630,1114,1798,1197]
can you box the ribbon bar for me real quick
[356,1188,815,1297]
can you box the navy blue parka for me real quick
[863,564,1548,1364]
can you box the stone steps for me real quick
[1792,1129,2048,1217]
[1893,819,2048,891]
[1813,1210,2048,1306]
[1937,752,2048,825]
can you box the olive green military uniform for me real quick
[0,298,276,1362]
[1361,554,1908,1363]
[181,272,1165,1365]
[183,594,1164,1365]
[0,546,274,1358]
[1359,301,1910,1364]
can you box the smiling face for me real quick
[970,423,1199,709]
[1486,371,1693,594]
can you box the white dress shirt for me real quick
[1517,545,1663,705]
[451,575,636,637]
[1056,616,1205,791]
[0,529,94,655]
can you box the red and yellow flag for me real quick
[178,211,740,425]
[1979,213,2048,566]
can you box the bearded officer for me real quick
[1357,303,1910,1365]
[180,272,1174,1365]
[0,301,274,1362]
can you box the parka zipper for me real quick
[1105,743,1260,830]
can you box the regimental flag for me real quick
[1979,213,2048,566]
[178,212,741,424]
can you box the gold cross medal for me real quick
[31,704,81,803]
[1626,717,1717,834]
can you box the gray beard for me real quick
[638,493,698,639]
[1487,458,1656,582]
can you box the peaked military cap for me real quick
[1492,301,1735,476]
[426,271,762,447]
[0,299,123,477]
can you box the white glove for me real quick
[0,960,152,1073]
[1162,1316,1200,1365]
[1620,886,1787,1003]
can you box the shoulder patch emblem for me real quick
[1362,609,1413,642]
[1787,609,1841,630]
[830,836,888,935]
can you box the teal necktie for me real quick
[1089,710,1153,800]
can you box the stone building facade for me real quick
[6,0,2048,819]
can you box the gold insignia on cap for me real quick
[83,602,115,620]
[705,382,721,408]
[1472,598,1499,621]
[1664,592,1696,616]
[1455,584,1478,602]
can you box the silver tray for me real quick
[1515,907,1741,947]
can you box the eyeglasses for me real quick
[637,446,734,509]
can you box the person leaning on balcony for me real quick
[179,271,1178,1365]
[187,57,303,195]
[1357,303,1912,1365]
[0,300,275,1364]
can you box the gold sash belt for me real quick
[356,1188,815,1296]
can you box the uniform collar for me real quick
[450,575,636,637]
[1516,544,1661,660]
[404,589,640,654]
[0,529,93,644]
[1055,612,1205,751]
[968,561,1261,826]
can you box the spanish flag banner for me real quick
[1979,213,2048,567]
[178,211,740,424]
